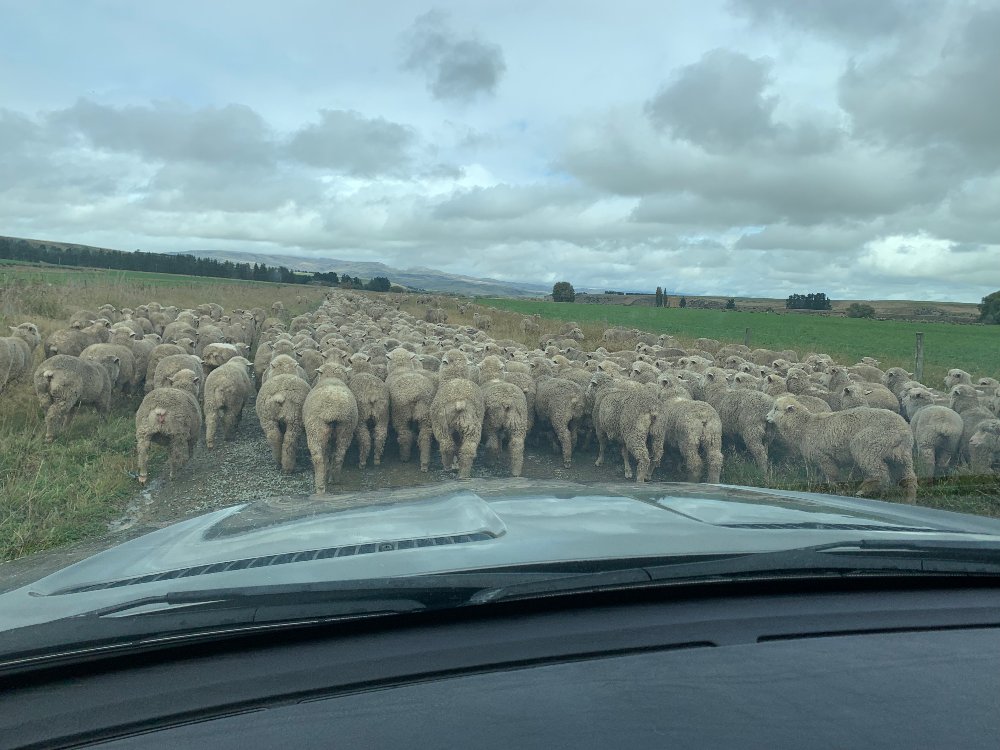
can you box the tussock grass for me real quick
[1,265,327,562]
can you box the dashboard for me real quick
[4,582,1000,748]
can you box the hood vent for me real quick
[49,531,496,596]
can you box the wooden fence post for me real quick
[744,327,751,347]
[914,332,924,382]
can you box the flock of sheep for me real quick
[2,290,999,504]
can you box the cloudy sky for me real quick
[2,0,999,301]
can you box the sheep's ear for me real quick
[192,376,200,385]
[785,403,795,412]
[113,356,120,364]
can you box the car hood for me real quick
[3,479,1000,631]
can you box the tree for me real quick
[725,298,736,310]
[846,302,876,319]
[655,286,663,308]
[365,276,391,292]
[552,281,576,302]
[979,290,1000,324]
[679,296,687,308]
[786,292,833,310]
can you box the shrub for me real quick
[846,302,876,319]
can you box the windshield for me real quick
[1,1,999,651]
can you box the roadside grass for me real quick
[1,266,328,562]
[476,298,999,387]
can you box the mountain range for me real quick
[185,250,551,297]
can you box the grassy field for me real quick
[0,265,327,561]
[477,298,998,387]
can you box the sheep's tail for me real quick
[454,399,467,412]
[271,393,286,405]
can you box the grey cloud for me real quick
[838,5,1000,166]
[286,110,416,176]
[646,49,777,151]
[401,10,506,103]
[432,183,592,221]
[728,0,921,43]
[49,99,274,165]
[288,109,416,177]
[564,111,944,226]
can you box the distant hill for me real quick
[184,250,551,298]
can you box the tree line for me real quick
[0,236,392,291]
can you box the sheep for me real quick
[146,343,192,393]
[430,377,485,478]
[347,370,390,467]
[534,376,586,468]
[472,313,493,331]
[901,387,964,478]
[975,377,999,397]
[969,419,1000,474]
[43,320,110,358]
[712,389,775,473]
[657,395,724,483]
[255,373,311,473]
[262,353,308,384]
[943,369,972,391]
[594,384,661,482]
[80,343,138,395]
[949,384,995,463]
[303,369,359,493]
[203,356,254,448]
[135,369,202,484]
[33,354,121,442]
[387,369,437,471]
[0,323,41,392]
[482,379,529,476]
[438,348,477,383]
[765,395,917,503]
[153,353,204,396]
[201,342,248,376]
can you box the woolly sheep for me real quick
[347,370,390,467]
[657,394,724,483]
[593,384,660,482]
[135,369,202,484]
[146,344,191,393]
[482,379,529,476]
[43,321,110,358]
[81,343,138,395]
[949,384,995,463]
[0,322,41,393]
[766,395,917,503]
[943,369,972,391]
[535,376,586,468]
[386,369,437,471]
[969,419,1000,474]
[33,353,120,442]
[153,353,204,396]
[430,377,485,478]
[255,373,311,473]
[303,369,359,493]
[902,387,963,478]
[203,356,254,448]
[262,353,308,384]
[712,388,775,473]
